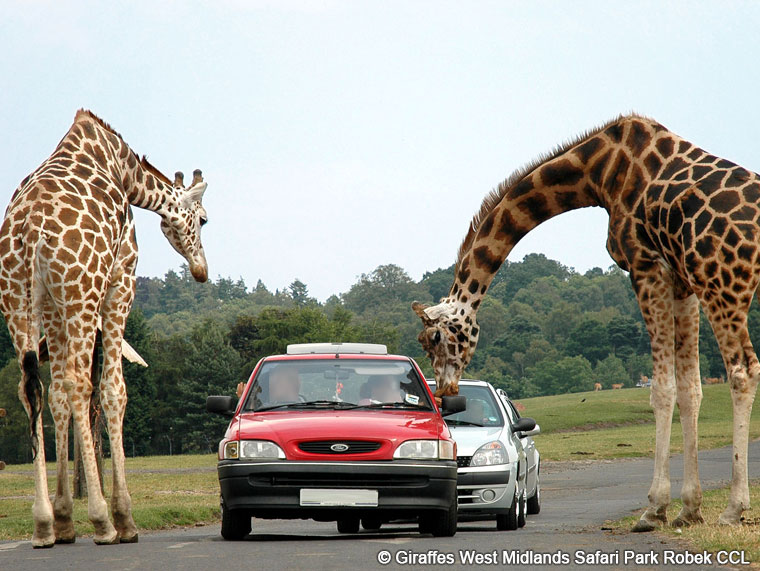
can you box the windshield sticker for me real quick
[405,394,419,405]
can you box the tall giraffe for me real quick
[0,109,209,547]
[414,114,759,529]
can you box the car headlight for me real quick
[393,440,455,460]
[470,441,508,466]
[222,440,286,460]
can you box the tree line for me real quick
[0,253,753,463]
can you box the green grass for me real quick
[0,454,220,541]
[607,480,760,565]
[518,384,760,462]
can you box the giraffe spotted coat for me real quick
[0,110,209,548]
[414,114,759,530]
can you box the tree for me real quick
[288,279,315,306]
[527,356,593,395]
[121,310,157,457]
[566,317,611,364]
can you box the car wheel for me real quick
[420,495,457,537]
[517,490,526,528]
[337,517,360,534]
[361,517,382,531]
[496,491,519,531]
[220,502,251,541]
[527,468,541,515]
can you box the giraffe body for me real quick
[0,110,209,547]
[414,114,759,527]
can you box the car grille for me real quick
[457,456,472,468]
[298,440,382,454]
[252,473,429,488]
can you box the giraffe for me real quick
[413,113,759,530]
[0,109,209,548]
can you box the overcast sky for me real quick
[2,1,760,301]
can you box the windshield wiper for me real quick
[446,419,484,427]
[290,400,363,409]
[361,401,432,410]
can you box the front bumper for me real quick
[456,464,516,515]
[218,459,457,520]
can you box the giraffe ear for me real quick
[412,301,431,321]
[181,181,208,208]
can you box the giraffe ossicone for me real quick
[416,113,759,529]
[0,109,210,547]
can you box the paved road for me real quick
[1,441,757,571]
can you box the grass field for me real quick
[518,383,760,462]
[1,382,758,561]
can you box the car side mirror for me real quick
[511,417,536,434]
[440,395,466,416]
[206,395,236,417]
[520,423,541,437]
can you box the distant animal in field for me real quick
[611,383,624,390]
[594,382,602,391]
[703,377,725,385]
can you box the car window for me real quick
[443,385,503,427]
[244,359,433,411]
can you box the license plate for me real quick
[299,489,378,507]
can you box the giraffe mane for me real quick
[74,110,172,185]
[139,156,173,185]
[454,112,648,268]
[75,108,124,139]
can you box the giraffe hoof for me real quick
[119,533,138,543]
[54,535,76,544]
[717,515,742,526]
[671,511,704,528]
[93,530,119,545]
[631,519,658,533]
[32,539,55,549]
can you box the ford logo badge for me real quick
[330,443,350,452]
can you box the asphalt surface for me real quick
[1,440,758,571]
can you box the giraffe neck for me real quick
[69,111,180,216]
[449,114,663,309]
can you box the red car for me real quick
[206,342,465,540]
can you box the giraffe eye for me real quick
[431,330,441,346]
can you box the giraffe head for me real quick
[412,300,480,397]
[160,169,209,282]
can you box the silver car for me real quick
[428,379,540,530]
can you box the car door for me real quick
[499,390,538,497]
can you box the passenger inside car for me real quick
[358,375,403,404]
[267,366,302,403]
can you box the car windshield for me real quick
[244,359,434,412]
[440,385,503,427]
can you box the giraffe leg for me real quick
[100,260,138,542]
[64,336,119,545]
[17,370,55,548]
[631,271,676,532]
[671,294,704,528]
[43,308,77,543]
[703,312,759,525]
[5,312,55,548]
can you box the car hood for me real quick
[448,425,508,456]
[232,409,448,460]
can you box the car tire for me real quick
[496,491,519,531]
[527,467,541,515]
[337,517,360,534]
[517,490,526,528]
[361,517,382,531]
[220,502,251,541]
[420,495,457,537]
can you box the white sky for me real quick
[2,1,760,301]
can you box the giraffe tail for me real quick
[22,350,42,459]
